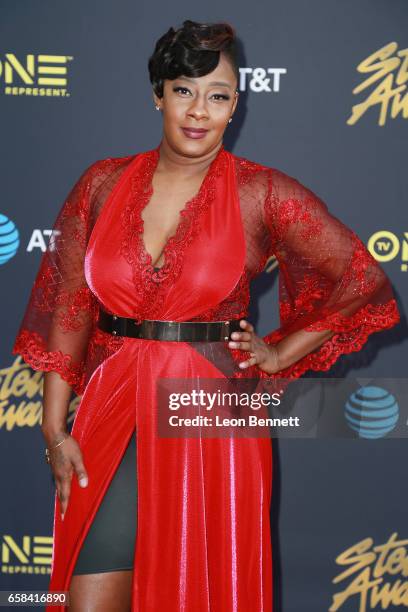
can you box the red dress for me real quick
[12,143,400,611]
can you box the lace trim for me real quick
[120,145,230,321]
[87,326,124,358]
[12,325,125,396]
[303,299,399,332]
[12,329,86,395]
[230,297,400,381]
[234,156,265,185]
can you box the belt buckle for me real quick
[142,320,156,339]
[222,320,230,341]
[166,321,181,341]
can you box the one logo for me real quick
[347,42,408,126]
[368,230,408,272]
[1,534,53,574]
[0,214,19,264]
[344,385,399,439]
[0,53,73,97]
[238,67,287,92]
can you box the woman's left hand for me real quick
[228,319,281,374]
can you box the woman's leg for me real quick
[68,570,133,611]
[68,429,137,610]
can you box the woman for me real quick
[13,19,400,612]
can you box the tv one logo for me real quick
[0,53,73,97]
[368,231,408,272]
[1,535,53,573]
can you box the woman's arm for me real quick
[258,327,335,374]
[11,163,101,519]
[12,161,100,396]
[41,372,72,444]
[40,371,90,522]
[229,166,400,379]
[229,319,335,373]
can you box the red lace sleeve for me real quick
[258,167,400,380]
[12,161,105,395]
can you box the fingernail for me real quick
[79,477,88,487]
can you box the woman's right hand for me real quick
[43,431,89,520]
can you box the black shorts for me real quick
[72,429,138,575]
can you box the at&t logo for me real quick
[0,214,19,264]
[238,67,287,92]
[344,385,399,439]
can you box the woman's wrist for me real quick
[41,424,69,448]
[259,344,283,374]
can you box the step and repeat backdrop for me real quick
[1,1,407,610]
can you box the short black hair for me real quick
[148,19,239,98]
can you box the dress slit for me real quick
[71,427,138,576]
[71,265,159,577]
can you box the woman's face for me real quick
[153,52,239,158]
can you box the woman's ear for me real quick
[231,90,239,116]
[152,92,162,110]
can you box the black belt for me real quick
[97,309,243,342]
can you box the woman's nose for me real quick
[187,95,209,120]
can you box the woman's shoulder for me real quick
[230,149,270,173]
[230,149,297,182]
[77,152,138,199]
[67,152,139,217]
[229,149,306,199]
[86,151,137,177]
[229,150,319,201]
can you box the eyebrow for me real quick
[176,76,232,89]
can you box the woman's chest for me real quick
[84,151,272,318]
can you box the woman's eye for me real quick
[173,87,191,95]
[211,94,230,101]
[173,87,229,101]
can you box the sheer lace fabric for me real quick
[12,149,400,394]
[12,157,131,394]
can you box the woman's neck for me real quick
[156,138,223,179]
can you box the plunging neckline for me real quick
[136,143,225,272]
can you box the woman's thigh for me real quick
[69,570,133,611]
[73,428,137,574]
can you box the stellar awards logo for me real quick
[330,532,408,610]
[347,42,408,126]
